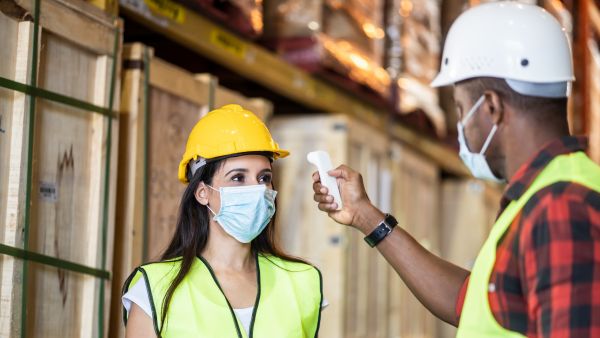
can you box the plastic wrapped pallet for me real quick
[270,114,441,338]
[263,0,390,98]
[0,0,122,336]
[385,0,446,137]
[109,42,273,338]
[437,179,503,338]
[175,0,264,38]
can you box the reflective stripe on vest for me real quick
[123,254,323,338]
[457,152,600,338]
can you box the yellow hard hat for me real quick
[178,104,290,183]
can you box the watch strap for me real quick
[364,214,398,247]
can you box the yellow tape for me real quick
[144,0,185,23]
[210,29,247,59]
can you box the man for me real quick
[312,2,600,337]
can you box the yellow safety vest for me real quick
[123,254,323,338]
[457,152,600,337]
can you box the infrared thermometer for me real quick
[307,151,343,210]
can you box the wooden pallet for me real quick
[109,42,273,338]
[0,0,121,337]
[270,114,441,338]
[437,179,503,338]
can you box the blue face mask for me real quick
[206,184,277,243]
[457,95,505,183]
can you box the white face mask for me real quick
[206,184,277,243]
[457,95,505,183]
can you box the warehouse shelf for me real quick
[119,0,469,176]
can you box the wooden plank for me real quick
[214,85,273,121]
[109,43,146,338]
[15,0,116,56]
[0,18,33,338]
[0,7,22,244]
[150,59,210,107]
[145,87,205,259]
[389,142,440,338]
[109,43,213,338]
[346,120,390,338]
[85,0,119,16]
[26,21,119,338]
[270,115,350,338]
[589,37,600,164]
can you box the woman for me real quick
[121,104,324,338]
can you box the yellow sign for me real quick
[144,0,185,23]
[210,29,247,59]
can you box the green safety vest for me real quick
[123,254,323,338]
[457,152,600,337]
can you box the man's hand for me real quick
[312,165,383,233]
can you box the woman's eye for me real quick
[231,175,244,182]
[259,175,272,184]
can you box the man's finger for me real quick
[328,164,352,180]
[318,202,337,212]
[313,193,334,203]
[313,181,328,194]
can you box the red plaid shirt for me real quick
[455,136,600,337]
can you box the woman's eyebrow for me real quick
[225,168,249,176]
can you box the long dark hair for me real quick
[158,154,306,334]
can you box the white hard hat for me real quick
[431,1,574,98]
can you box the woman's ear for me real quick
[195,182,209,205]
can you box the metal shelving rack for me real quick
[119,0,469,176]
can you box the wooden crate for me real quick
[0,10,29,338]
[437,179,503,338]
[388,142,441,338]
[109,42,273,338]
[109,43,210,338]
[271,114,442,338]
[86,0,118,15]
[0,0,121,337]
[214,83,273,121]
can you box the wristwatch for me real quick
[364,213,398,247]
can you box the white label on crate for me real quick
[39,182,57,203]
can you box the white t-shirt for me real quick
[123,280,328,335]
